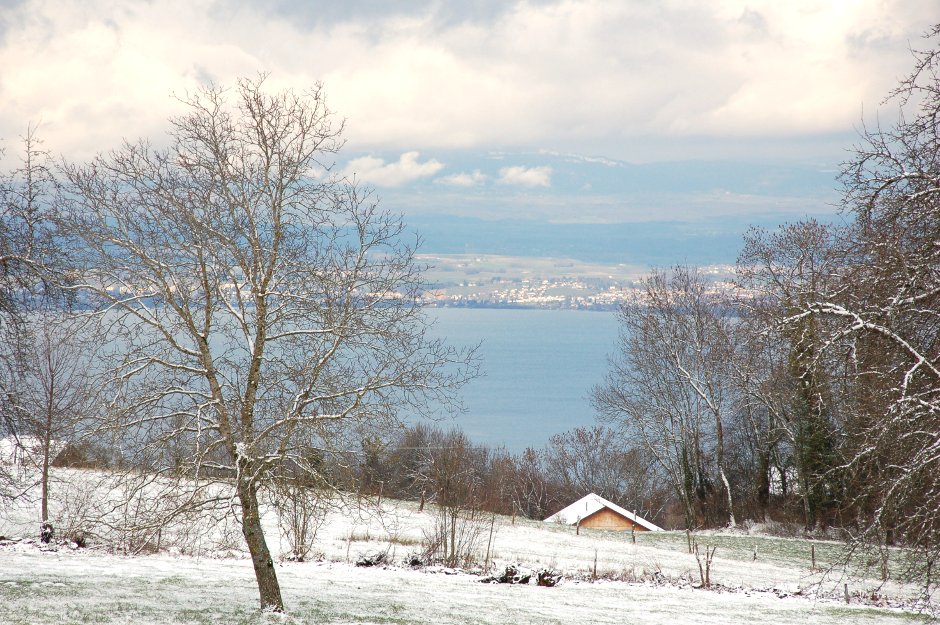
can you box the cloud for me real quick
[497,165,552,188]
[539,149,621,167]
[0,0,933,164]
[436,169,487,187]
[342,151,444,187]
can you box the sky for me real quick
[1,0,936,226]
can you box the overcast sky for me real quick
[1,0,935,222]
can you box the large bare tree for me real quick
[736,25,940,586]
[593,267,738,528]
[59,77,475,612]
[803,25,940,581]
[737,220,843,529]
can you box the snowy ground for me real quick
[0,468,934,624]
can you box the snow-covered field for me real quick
[0,468,934,624]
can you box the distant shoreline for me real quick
[422,301,620,312]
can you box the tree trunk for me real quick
[714,411,736,528]
[799,467,815,530]
[40,440,50,524]
[41,383,54,524]
[755,447,771,521]
[237,479,284,613]
[449,508,457,565]
[719,467,736,528]
[680,445,696,529]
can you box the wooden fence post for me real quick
[484,514,496,572]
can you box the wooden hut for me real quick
[544,492,663,532]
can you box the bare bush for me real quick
[269,479,328,562]
[422,502,490,568]
[415,429,492,568]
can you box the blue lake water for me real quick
[423,307,620,452]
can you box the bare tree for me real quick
[58,77,476,612]
[543,425,663,522]
[721,310,793,523]
[802,25,940,584]
[2,312,98,526]
[594,267,738,528]
[269,473,328,562]
[508,447,551,520]
[0,126,62,502]
[416,428,490,567]
[0,125,59,320]
[736,220,844,528]
[734,25,940,589]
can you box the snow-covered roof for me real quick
[544,492,664,532]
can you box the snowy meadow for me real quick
[0,468,934,625]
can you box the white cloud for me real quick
[497,165,552,188]
[436,169,487,187]
[342,151,444,187]
[0,0,933,164]
[540,150,621,167]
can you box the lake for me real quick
[81,306,618,454]
[423,307,620,452]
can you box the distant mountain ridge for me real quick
[348,150,843,266]
[408,213,838,267]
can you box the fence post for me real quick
[484,514,496,572]
[811,544,816,571]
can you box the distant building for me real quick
[544,492,663,532]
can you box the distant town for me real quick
[417,254,737,310]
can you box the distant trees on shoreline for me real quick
[340,422,669,528]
